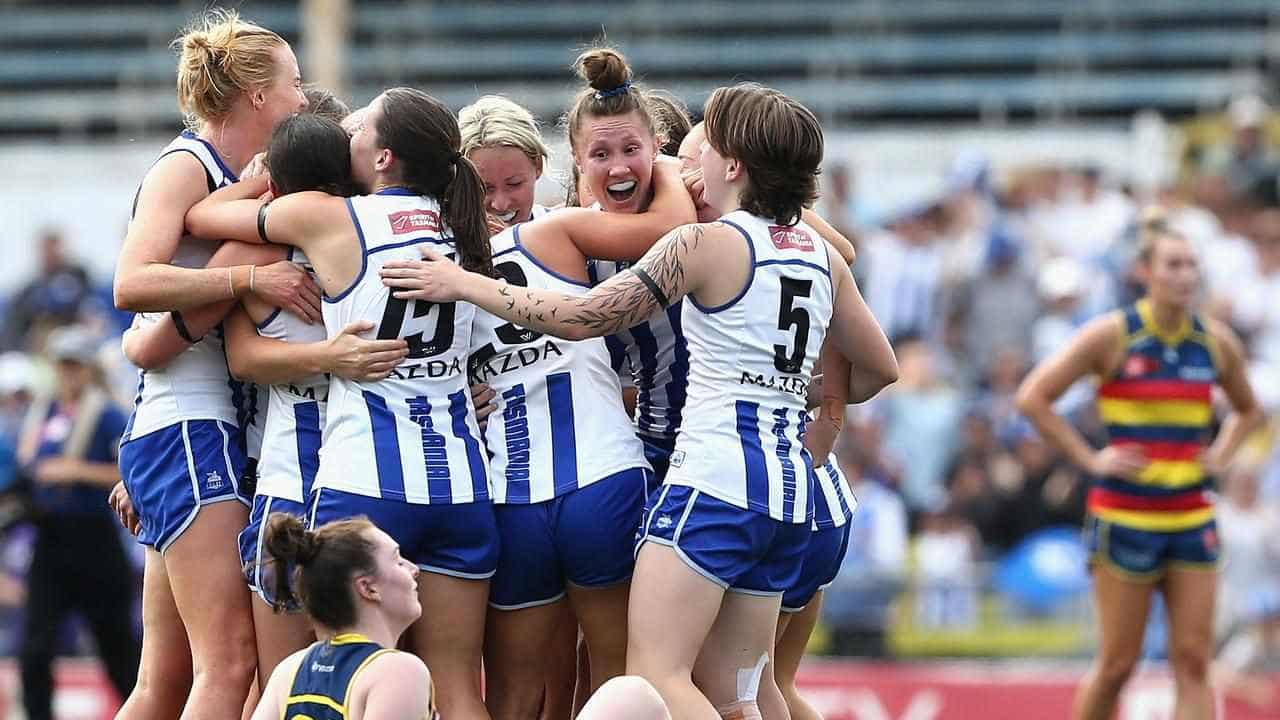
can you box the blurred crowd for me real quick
[817,95,1280,675]
[1,98,1279,681]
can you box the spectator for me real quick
[875,336,965,513]
[949,223,1040,377]
[17,326,140,720]
[1201,95,1278,202]
[824,431,908,657]
[1,228,91,352]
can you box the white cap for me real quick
[46,325,100,365]
[1038,256,1084,301]
[0,352,34,395]
[1229,94,1270,129]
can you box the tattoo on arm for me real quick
[488,224,704,336]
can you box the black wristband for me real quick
[632,267,670,308]
[170,310,199,344]
[257,202,271,244]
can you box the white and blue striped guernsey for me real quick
[813,457,857,530]
[665,210,834,524]
[471,225,648,504]
[586,248,689,441]
[123,131,240,444]
[253,249,327,503]
[315,189,488,505]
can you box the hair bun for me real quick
[1139,205,1169,235]
[574,47,632,92]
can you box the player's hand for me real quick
[324,321,410,381]
[240,152,269,180]
[486,213,508,236]
[109,481,142,536]
[380,246,469,303]
[680,166,718,222]
[803,414,840,467]
[253,261,323,324]
[471,382,497,432]
[1199,446,1229,477]
[1088,446,1149,480]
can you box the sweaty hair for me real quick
[304,86,350,124]
[376,88,493,276]
[645,90,692,158]
[174,8,286,128]
[263,514,377,630]
[562,47,659,155]
[459,95,550,171]
[703,83,822,226]
[267,113,357,197]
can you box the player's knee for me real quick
[1095,652,1139,690]
[1168,639,1211,683]
[581,676,670,720]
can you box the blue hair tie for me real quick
[594,81,632,100]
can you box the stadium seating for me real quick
[0,0,1273,135]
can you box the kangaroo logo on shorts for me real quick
[669,450,686,468]
[655,515,674,530]
[205,470,224,491]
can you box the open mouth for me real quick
[495,210,518,224]
[606,179,638,204]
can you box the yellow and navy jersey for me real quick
[283,634,434,720]
[1091,300,1219,532]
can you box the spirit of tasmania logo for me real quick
[388,209,441,235]
[769,225,814,252]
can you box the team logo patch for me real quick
[669,450,686,468]
[388,209,441,235]
[1122,353,1157,378]
[205,470,224,491]
[1202,526,1218,554]
[769,225,815,252]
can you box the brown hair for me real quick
[376,88,493,276]
[562,47,658,155]
[703,82,823,226]
[1135,206,1188,264]
[174,8,287,127]
[304,86,350,124]
[645,90,692,157]
[263,513,378,629]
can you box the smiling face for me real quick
[573,110,657,214]
[469,145,541,226]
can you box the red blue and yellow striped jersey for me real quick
[1090,300,1218,532]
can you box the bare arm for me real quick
[121,241,318,370]
[382,223,717,341]
[182,174,273,245]
[804,339,852,466]
[826,260,897,402]
[546,156,697,262]
[359,653,435,720]
[114,153,258,311]
[1204,319,1267,472]
[223,306,408,385]
[807,211,856,266]
[1015,313,1147,478]
[249,651,305,720]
